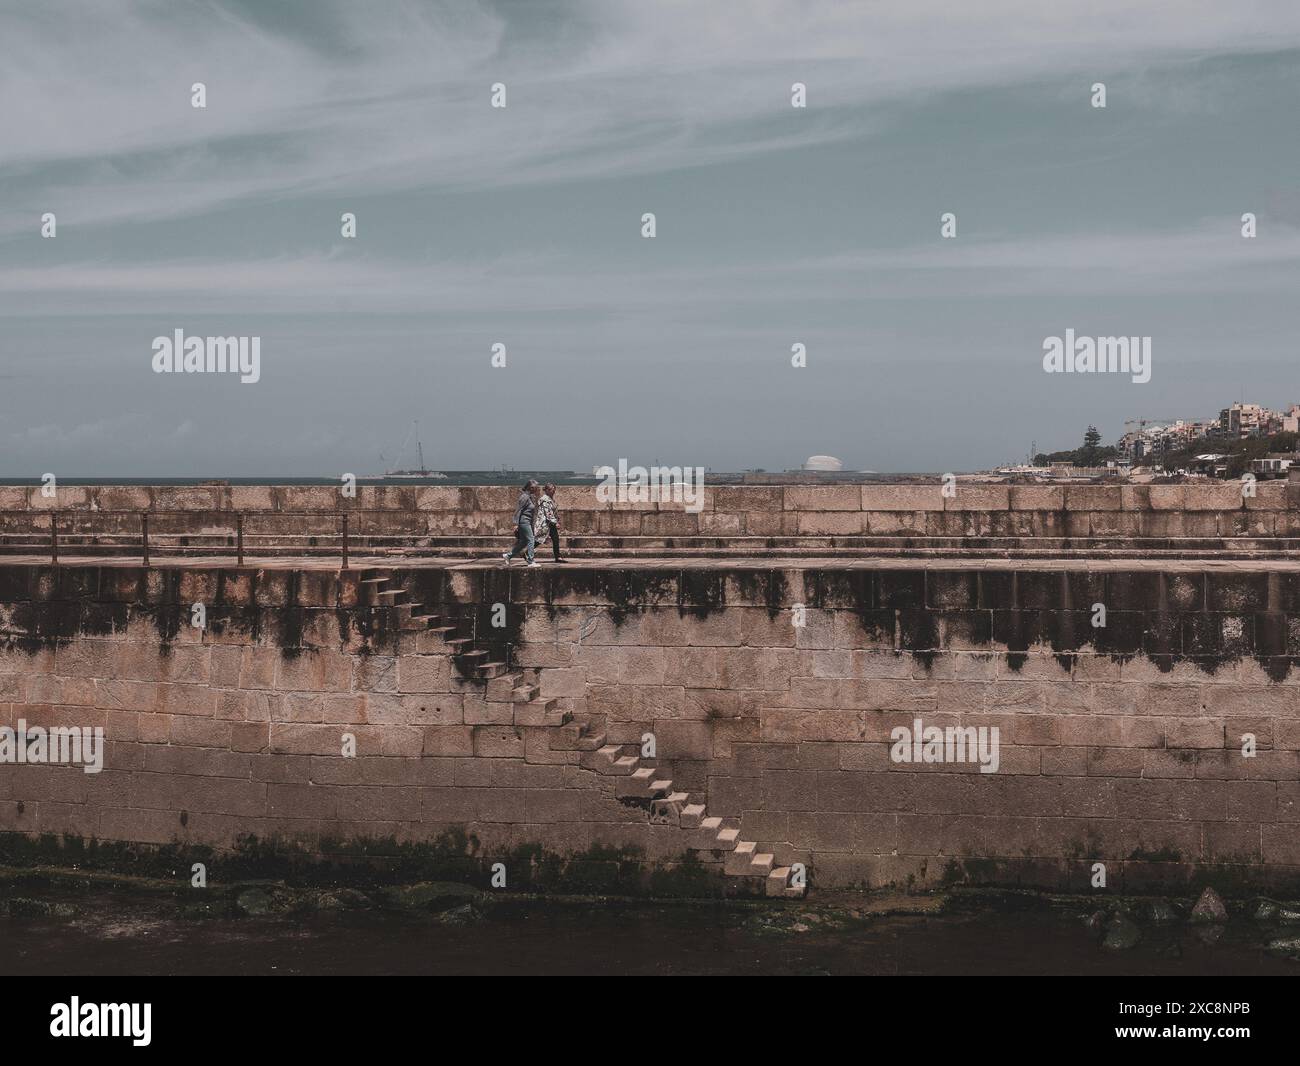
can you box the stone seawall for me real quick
[2,561,1299,895]
[2,482,1298,543]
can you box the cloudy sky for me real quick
[3,0,1300,476]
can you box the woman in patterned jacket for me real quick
[534,483,564,563]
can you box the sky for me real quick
[2,0,1300,476]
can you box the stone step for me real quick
[650,791,690,826]
[574,729,606,752]
[552,719,592,749]
[613,755,639,774]
[695,816,723,849]
[512,683,539,702]
[580,745,623,772]
[615,767,657,797]
[749,852,775,877]
[680,803,706,829]
[725,840,757,875]
[649,778,672,797]
[513,700,553,728]
[715,827,740,851]
[485,672,522,698]
[766,867,792,898]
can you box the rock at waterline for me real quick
[4,898,76,919]
[433,902,479,926]
[1148,900,1180,924]
[1190,886,1227,923]
[314,888,372,912]
[1102,915,1142,951]
[234,886,277,917]
[389,881,480,913]
[1266,936,1300,961]
[1254,899,1278,922]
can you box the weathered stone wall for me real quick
[2,562,1299,894]
[1,482,1296,542]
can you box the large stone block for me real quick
[639,512,699,536]
[0,486,30,510]
[950,485,1009,511]
[472,726,525,758]
[796,511,862,535]
[712,486,782,513]
[1009,486,1065,511]
[1183,483,1245,511]
[860,485,945,511]
[783,485,861,511]
[396,654,450,693]
[1065,486,1122,511]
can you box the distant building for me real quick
[1189,453,1230,477]
[1251,455,1296,478]
[802,455,844,472]
[1220,403,1268,439]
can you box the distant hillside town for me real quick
[1005,401,1300,481]
[1119,402,1300,463]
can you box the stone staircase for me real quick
[569,732,805,898]
[358,567,805,899]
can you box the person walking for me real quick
[503,480,541,567]
[536,483,564,562]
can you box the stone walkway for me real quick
[7,552,1300,572]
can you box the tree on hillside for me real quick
[1079,426,1103,467]
[1034,426,1118,467]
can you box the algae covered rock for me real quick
[1265,936,1300,961]
[1148,900,1180,924]
[1190,886,1227,924]
[314,887,372,912]
[234,886,278,916]
[1102,915,1142,951]
[391,881,480,913]
[4,897,76,919]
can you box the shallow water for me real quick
[3,895,1296,976]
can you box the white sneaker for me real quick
[527,561,541,568]
[502,552,512,565]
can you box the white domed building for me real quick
[801,455,844,472]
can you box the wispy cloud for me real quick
[3,0,1300,235]
[3,220,1298,315]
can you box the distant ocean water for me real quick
[0,472,936,486]
[0,472,596,487]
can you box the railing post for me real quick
[51,511,58,566]
[236,512,244,567]
[341,512,350,571]
[142,513,150,568]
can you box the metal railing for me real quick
[15,510,368,569]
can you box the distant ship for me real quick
[372,422,447,479]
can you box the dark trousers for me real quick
[541,521,561,560]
